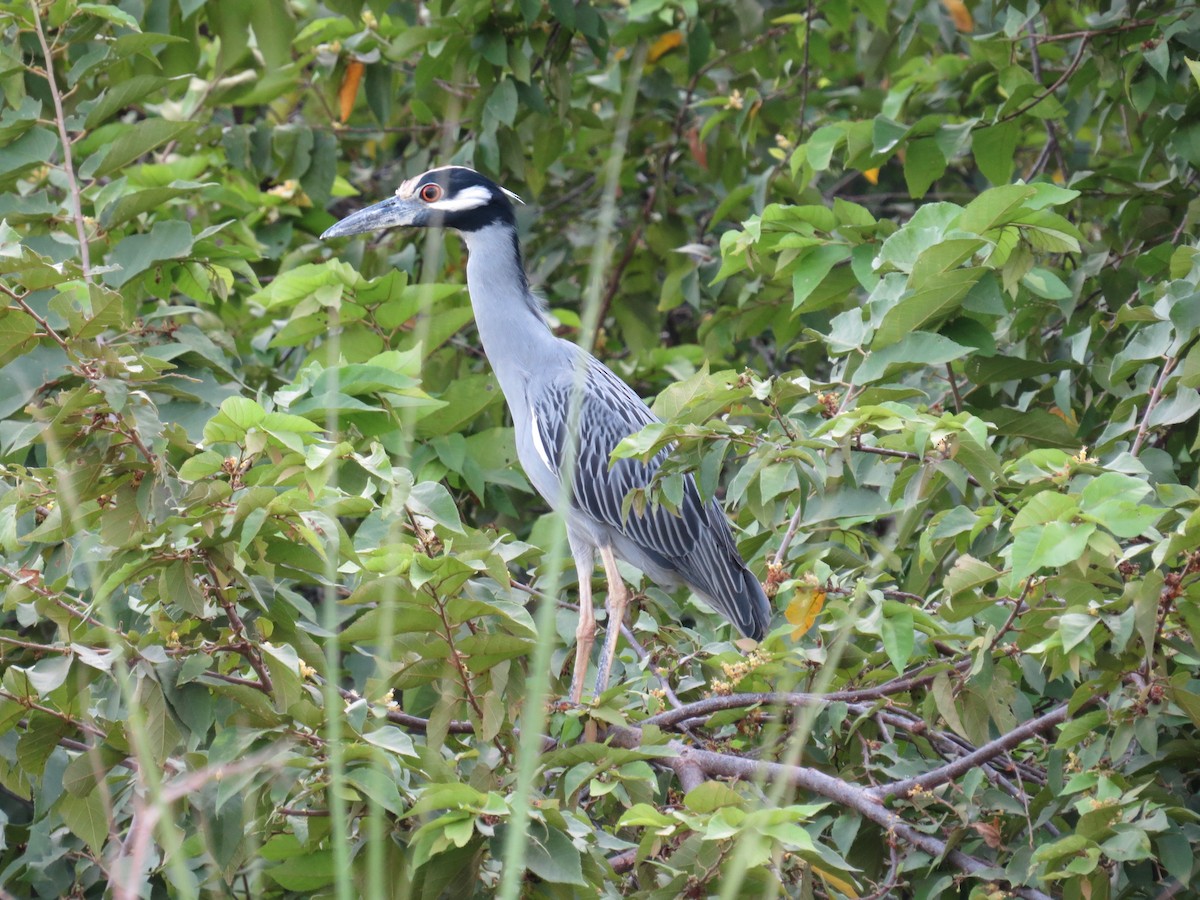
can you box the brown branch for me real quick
[1131,355,1179,456]
[606,725,1054,900]
[112,749,284,900]
[201,557,274,696]
[333,685,475,735]
[0,566,109,629]
[202,670,272,692]
[608,846,638,874]
[1,283,71,351]
[870,701,1075,803]
[997,34,1089,124]
[945,362,963,414]
[987,578,1035,651]
[859,841,903,900]
[1029,18,1159,43]
[30,1,90,277]
[5,697,106,739]
[641,670,986,729]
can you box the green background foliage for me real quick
[2,0,1199,897]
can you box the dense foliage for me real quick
[2,0,1199,897]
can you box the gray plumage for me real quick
[322,165,771,699]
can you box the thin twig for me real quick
[30,1,90,277]
[987,579,1035,651]
[1131,356,1178,456]
[796,0,815,140]
[997,34,1090,124]
[0,283,71,351]
[1029,19,1158,43]
[945,362,963,414]
[111,750,284,899]
[3,695,106,738]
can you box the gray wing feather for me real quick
[531,359,708,559]
[531,355,772,641]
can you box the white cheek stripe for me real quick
[530,408,554,471]
[427,185,493,212]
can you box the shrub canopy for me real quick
[1,1,1199,898]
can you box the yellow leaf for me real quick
[338,60,365,123]
[941,0,974,32]
[785,586,825,638]
[862,168,880,185]
[812,864,859,898]
[648,31,684,63]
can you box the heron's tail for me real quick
[677,512,772,641]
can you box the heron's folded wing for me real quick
[530,362,709,559]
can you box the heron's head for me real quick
[320,166,523,240]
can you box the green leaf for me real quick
[903,137,947,198]
[56,790,109,856]
[791,244,851,311]
[1058,612,1099,652]
[344,765,406,816]
[0,308,38,365]
[486,79,519,127]
[684,781,746,813]
[0,127,57,180]
[407,481,465,534]
[806,124,846,170]
[100,183,208,230]
[363,725,418,758]
[852,332,971,385]
[248,261,359,310]
[135,679,182,766]
[83,75,168,130]
[1010,521,1096,582]
[944,554,1001,598]
[874,269,983,347]
[1022,267,1072,300]
[179,450,226,481]
[524,821,587,886]
[104,219,194,288]
[264,850,335,891]
[1055,710,1108,749]
[94,120,196,178]
[204,396,267,444]
[881,604,914,671]
[618,803,676,829]
[77,2,141,30]
[973,121,1019,185]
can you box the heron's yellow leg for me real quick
[593,546,632,697]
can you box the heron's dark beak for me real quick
[320,196,424,239]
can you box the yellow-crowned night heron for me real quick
[322,166,771,702]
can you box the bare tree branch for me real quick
[871,702,1075,803]
[606,724,1054,900]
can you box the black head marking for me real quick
[398,166,520,232]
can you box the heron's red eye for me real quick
[419,183,443,203]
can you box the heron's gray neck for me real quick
[459,221,555,404]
